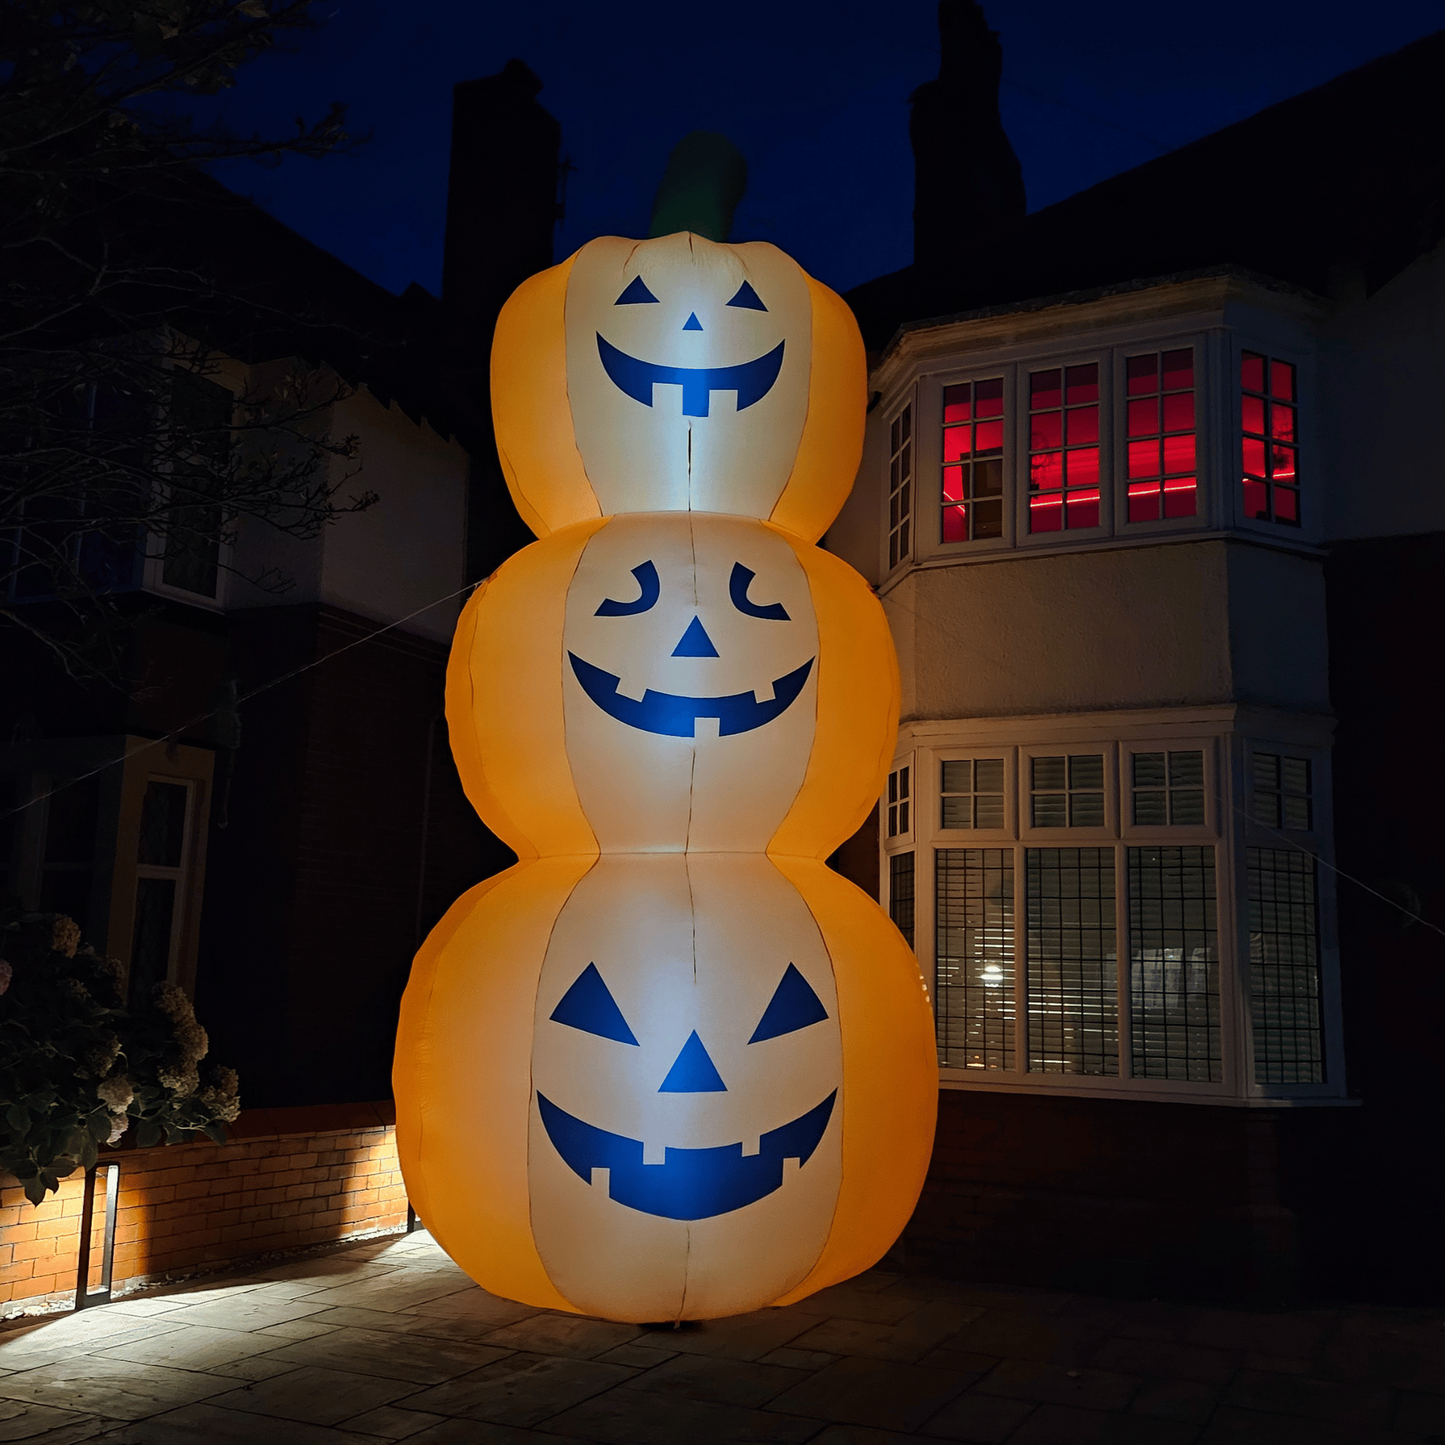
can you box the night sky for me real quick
[201,1,1445,299]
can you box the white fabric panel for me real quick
[564,234,812,519]
[562,513,817,852]
[529,853,842,1321]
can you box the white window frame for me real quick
[929,362,1019,556]
[881,389,917,580]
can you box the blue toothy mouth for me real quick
[568,653,813,738]
[536,1090,837,1221]
[597,335,785,418]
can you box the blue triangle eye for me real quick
[749,964,828,1043]
[659,1031,727,1092]
[616,276,659,305]
[727,280,767,311]
[550,964,639,1045]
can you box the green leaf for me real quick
[5,1104,30,1134]
[135,1119,161,1148]
[22,1175,47,1206]
[201,1120,228,1146]
[78,1135,98,1170]
[87,1109,111,1142]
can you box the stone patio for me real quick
[0,1230,1441,1443]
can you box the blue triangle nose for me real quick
[672,616,719,657]
[683,312,703,331]
[659,1031,727,1092]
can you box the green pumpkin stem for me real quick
[648,131,747,243]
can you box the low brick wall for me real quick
[0,1100,407,1310]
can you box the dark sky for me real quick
[203,1,1445,299]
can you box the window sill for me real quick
[937,1071,1357,1107]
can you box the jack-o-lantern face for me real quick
[563,513,819,852]
[528,853,844,1320]
[565,234,813,517]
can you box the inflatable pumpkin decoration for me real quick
[394,133,937,1323]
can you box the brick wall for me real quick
[0,1101,408,1311]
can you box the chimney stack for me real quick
[442,58,561,329]
[909,1,1026,274]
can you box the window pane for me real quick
[1127,398,1158,437]
[973,498,1003,538]
[974,459,1003,497]
[1031,412,1062,449]
[1129,440,1161,479]
[1242,438,1267,478]
[975,758,1004,793]
[1162,392,1195,432]
[942,504,967,542]
[1247,847,1323,1084]
[941,759,971,794]
[1170,789,1205,825]
[936,849,1015,1070]
[1068,754,1104,790]
[889,853,915,949]
[1241,395,1266,435]
[1032,793,1067,828]
[1065,364,1098,404]
[1065,449,1099,487]
[1126,354,1157,395]
[1269,360,1295,401]
[943,429,972,462]
[1161,349,1194,390]
[974,793,1005,829]
[975,378,1004,416]
[1134,790,1168,825]
[138,782,188,868]
[1163,478,1197,518]
[1069,792,1105,827]
[1032,756,1066,790]
[130,876,177,1006]
[941,797,971,829]
[1129,846,1220,1082]
[975,419,1004,453]
[1030,369,1062,408]
[943,385,972,423]
[1133,753,1166,788]
[1162,434,1196,474]
[1066,408,1099,446]
[1241,351,1265,393]
[1168,751,1204,786]
[1027,848,1118,1075]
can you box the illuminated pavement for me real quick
[0,1230,1441,1443]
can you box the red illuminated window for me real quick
[887,404,912,568]
[1028,364,1099,533]
[1241,352,1299,525]
[1125,349,1196,522]
[941,378,1004,542]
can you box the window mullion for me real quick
[1116,841,1132,1081]
[1013,841,1026,1074]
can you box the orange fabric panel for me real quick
[394,857,594,1313]
[765,858,937,1302]
[769,276,867,543]
[767,531,899,860]
[449,521,607,862]
[491,255,602,538]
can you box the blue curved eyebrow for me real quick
[729,563,790,621]
[596,560,660,616]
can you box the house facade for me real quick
[829,12,1445,1300]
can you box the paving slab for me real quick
[766,1354,974,1432]
[974,1357,1144,1412]
[96,1400,379,1443]
[479,1313,642,1360]
[89,1322,289,1371]
[1008,1402,1197,1444]
[254,1324,508,1384]
[204,1364,418,1426]
[0,1357,231,1421]
[621,1352,806,1407]
[628,1308,816,1362]
[545,1386,821,1443]
[918,1389,1035,1441]
[0,1400,102,1443]
[336,1403,449,1439]
[401,1352,635,1428]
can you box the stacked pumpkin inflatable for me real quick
[394,153,937,1322]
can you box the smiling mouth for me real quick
[537,1090,836,1221]
[597,335,785,418]
[568,653,814,738]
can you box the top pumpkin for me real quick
[491,232,867,542]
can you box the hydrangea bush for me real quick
[0,913,240,1205]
